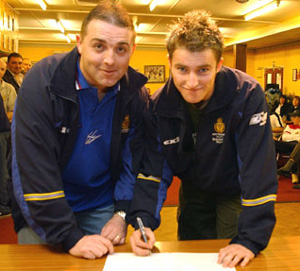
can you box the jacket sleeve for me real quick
[127,99,173,230]
[230,82,277,255]
[114,86,149,214]
[11,59,84,252]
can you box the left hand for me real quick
[217,244,255,268]
[101,214,127,245]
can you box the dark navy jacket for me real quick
[129,66,277,256]
[11,47,148,251]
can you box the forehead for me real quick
[171,48,217,65]
[84,19,134,43]
[0,61,6,68]
[9,57,22,63]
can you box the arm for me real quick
[219,83,277,267]
[101,86,149,245]
[12,59,112,258]
[128,99,173,255]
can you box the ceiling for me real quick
[6,0,300,50]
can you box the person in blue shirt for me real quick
[10,0,148,259]
[128,9,277,268]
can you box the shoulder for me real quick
[2,80,15,91]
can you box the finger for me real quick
[82,250,96,259]
[97,236,114,254]
[240,256,251,267]
[228,254,243,268]
[221,254,234,268]
[112,234,122,245]
[130,236,151,256]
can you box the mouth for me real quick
[101,69,116,74]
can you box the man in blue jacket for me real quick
[11,0,148,259]
[129,10,277,268]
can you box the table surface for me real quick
[0,236,299,271]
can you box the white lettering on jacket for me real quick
[163,136,180,145]
[249,111,267,126]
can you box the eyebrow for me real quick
[174,63,211,68]
[91,38,130,46]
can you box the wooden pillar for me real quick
[233,44,247,72]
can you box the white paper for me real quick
[103,253,236,271]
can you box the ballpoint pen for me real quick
[137,217,148,243]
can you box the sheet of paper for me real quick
[103,253,236,271]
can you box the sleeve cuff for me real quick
[114,200,131,214]
[230,237,261,256]
[62,227,85,252]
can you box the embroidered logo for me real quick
[214,118,225,133]
[85,130,102,145]
[163,136,180,145]
[249,112,267,126]
[212,117,225,144]
[121,115,130,133]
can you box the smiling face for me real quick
[169,48,223,104]
[76,19,135,93]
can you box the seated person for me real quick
[275,94,292,123]
[265,87,285,138]
[275,110,300,184]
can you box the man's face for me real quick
[169,48,223,104]
[7,56,23,75]
[22,59,32,73]
[293,98,299,107]
[0,61,7,80]
[76,19,135,92]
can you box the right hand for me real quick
[69,235,114,259]
[129,227,156,256]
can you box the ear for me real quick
[216,57,224,72]
[76,34,83,55]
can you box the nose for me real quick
[186,72,199,88]
[103,49,115,66]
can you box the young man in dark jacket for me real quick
[129,10,277,268]
[11,1,148,259]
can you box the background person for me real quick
[10,0,148,259]
[21,58,32,75]
[0,58,17,122]
[128,9,277,268]
[3,52,23,94]
[276,110,300,184]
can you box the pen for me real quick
[137,217,148,243]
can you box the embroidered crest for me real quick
[121,115,130,133]
[212,117,225,144]
[214,118,225,133]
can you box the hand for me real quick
[101,214,127,245]
[217,244,255,267]
[130,227,155,256]
[69,235,113,259]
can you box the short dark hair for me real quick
[81,0,135,42]
[7,52,23,63]
[166,10,224,61]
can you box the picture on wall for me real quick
[144,65,165,83]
